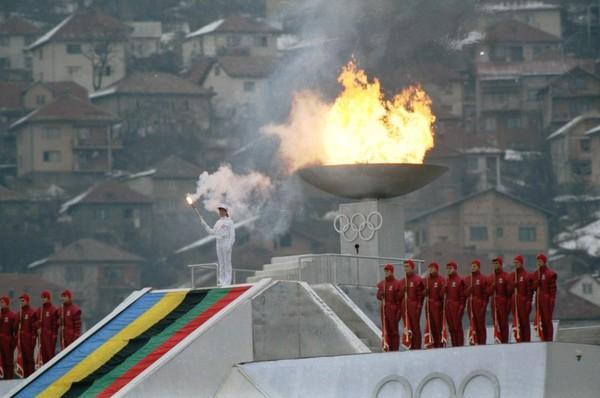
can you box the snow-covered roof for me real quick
[554,195,600,203]
[174,216,258,254]
[27,258,48,269]
[26,13,73,50]
[548,113,600,140]
[482,2,559,12]
[555,212,600,258]
[585,124,600,136]
[186,19,224,39]
[128,21,162,38]
[59,187,92,213]
[128,169,157,179]
[504,149,542,161]
[461,147,503,154]
[449,31,485,50]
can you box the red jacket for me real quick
[508,268,534,304]
[532,266,557,305]
[489,269,511,301]
[18,305,38,343]
[465,271,489,302]
[0,308,16,338]
[399,273,424,309]
[38,303,59,337]
[426,274,445,304]
[445,274,465,305]
[60,302,82,346]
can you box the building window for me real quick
[467,157,479,171]
[214,65,221,76]
[574,78,586,90]
[77,128,90,140]
[243,81,255,92]
[67,66,81,78]
[104,66,112,76]
[572,160,592,176]
[582,282,593,295]
[496,227,503,237]
[527,90,538,101]
[518,227,537,242]
[226,35,241,48]
[66,43,82,54]
[0,58,10,69]
[278,233,293,248]
[42,150,61,162]
[25,36,34,46]
[470,226,488,241]
[38,48,43,60]
[94,208,109,220]
[507,116,521,129]
[184,99,190,110]
[580,138,591,152]
[484,116,496,132]
[43,128,60,139]
[36,95,46,105]
[0,37,8,46]
[123,208,133,218]
[66,266,83,282]
[25,56,33,69]
[254,35,268,47]
[510,46,524,61]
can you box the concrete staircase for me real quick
[310,284,382,352]
[246,255,311,283]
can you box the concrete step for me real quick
[262,261,302,271]
[271,255,306,264]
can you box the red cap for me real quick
[41,290,52,300]
[429,262,439,271]
[536,253,547,264]
[492,256,503,265]
[446,262,457,270]
[19,293,30,303]
[61,289,72,299]
[514,255,524,265]
[404,259,416,270]
[471,259,481,268]
[0,296,9,305]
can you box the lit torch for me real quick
[186,195,204,222]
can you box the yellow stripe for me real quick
[39,292,186,398]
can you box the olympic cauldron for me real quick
[298,163,447,281]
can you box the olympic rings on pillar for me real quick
[333,211,383,242]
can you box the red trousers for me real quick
[491,297,509,343]
[538,299,554,341]
[381,304,400,351]
[427,300,444,348]
[0,334,14,379]
[512,298,531,342]
[40,332,57,363]
[445,300,464,347]
[402,302,422,350]
[19,334,36,377]
[468,297,487,345]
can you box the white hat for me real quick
[217,203,229,211]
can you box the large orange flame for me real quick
[264,61,436,171]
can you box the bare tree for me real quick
[82,28,128,90]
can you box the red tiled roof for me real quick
[0,16,41,36]
[33,238,143,266]
[0,184,25,202]
[182,57,216,85]
[0,81,28,111]
[217,55,276,78]
[485,19,561,43]
[0,273,67,308]
[28,9,130,50]
[153,155,202,179]
[77,180,152,205]
[91,72,212,98]
[11,95,119,129]
[33,81,89,100]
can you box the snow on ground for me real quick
[555,212,600,257]
[554,195,600,203]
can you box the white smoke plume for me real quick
[188,164,273,220]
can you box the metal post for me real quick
[190,267,195,288]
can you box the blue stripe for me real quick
[13,292,164,398]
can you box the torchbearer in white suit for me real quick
[200,204,235,286]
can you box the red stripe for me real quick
[98,287,249,397]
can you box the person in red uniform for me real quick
[399,260,424,350]
[38,291,58,364]
[444,262,465,347]
[16,293,37,377]
[0,296,17,379]
[489,257,510,344]
[465,260,489,345]
[376,264,401,351]
[532,254,557,342]
[508,255,533,342]
[59,290,82,349]
[424,262,445,348]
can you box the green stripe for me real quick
[79,288,230,397]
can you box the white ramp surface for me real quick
[217,343,600,398]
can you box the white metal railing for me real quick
[187,263,257,288]
[294,253,425,287]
